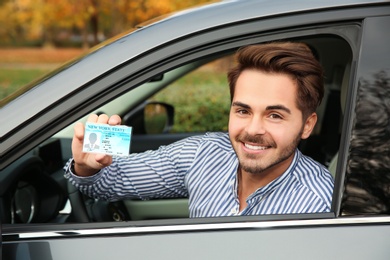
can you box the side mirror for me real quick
[144,102,174,134]
[123,102,174,134]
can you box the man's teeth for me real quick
[244,143,268,150]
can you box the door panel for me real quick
[3,219,390,260]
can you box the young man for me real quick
[64,42,334,217]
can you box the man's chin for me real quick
[242,166,265,175]
[239,159,267,175]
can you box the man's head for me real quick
[228,42,324,120]
[227,42,324,177]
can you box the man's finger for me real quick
[74,122,85,142]
[108,114,122,125]
[87,114,98,123]
[97,114,109,124]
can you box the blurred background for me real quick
[0,0,211,100]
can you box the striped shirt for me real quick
[64,132,334,218]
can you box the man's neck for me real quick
[237,154,295,211]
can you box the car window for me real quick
[341,16,390,215]
[2,30,356,225]
[139,36,353,170]
[299,36,352,171]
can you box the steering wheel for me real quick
[67,181,90,222]
[67,182,129,222]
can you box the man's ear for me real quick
[301,112,317,139]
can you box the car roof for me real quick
[0,0,387,156]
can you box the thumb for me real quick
[72,121,85,161]
[74,121,85,142]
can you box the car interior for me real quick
[0,34,353,224]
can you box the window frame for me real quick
[7,10,390,250]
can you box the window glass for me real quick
[342,17,390,215]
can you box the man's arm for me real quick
[65,138,202,201]
[65,114,202,200]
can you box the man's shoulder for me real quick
[203,132,229,140]
[287,151,334,210]
[184,132,233,154]
[203,132,232,148]
[171,132,231,151]
[296,150,330,174]
[293,151,334,191]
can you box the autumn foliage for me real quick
[0,0,211,48]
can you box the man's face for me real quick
[228,69,316,176]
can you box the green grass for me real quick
[0,68,50,99]
[0,47,84,102]
[150,69,231,133]
[1,66,231,133]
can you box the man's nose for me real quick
[245,116,266,135]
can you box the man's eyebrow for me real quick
[232,102,292,114]
[231,101,251,109]
[266,105,291,114]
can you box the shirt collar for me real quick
[231,149,301,199]
[258,149,301,195]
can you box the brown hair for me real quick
[227,42,324,119]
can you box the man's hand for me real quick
[71,114,122,176]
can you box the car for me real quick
[1,0,390,259]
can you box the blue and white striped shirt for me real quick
[65,132,334,217]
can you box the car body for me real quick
[1,0,390,259]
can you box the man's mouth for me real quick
[244,143,270,150]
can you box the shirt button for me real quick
[231,208,238,215]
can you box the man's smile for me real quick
[244,143,270,150]
[235,133,277,154]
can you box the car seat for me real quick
[328,62,351,177]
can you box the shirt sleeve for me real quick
[64,135,203,201]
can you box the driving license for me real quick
[83,122,132,156]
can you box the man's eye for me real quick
[237,109,249,115]
[269,113,283,119]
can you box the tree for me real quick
[0,0,211,47]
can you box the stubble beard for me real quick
[234,130,303,175]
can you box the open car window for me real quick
[1,25,357,225]
[147,57,232,133]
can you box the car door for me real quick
[2,1,390,260]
